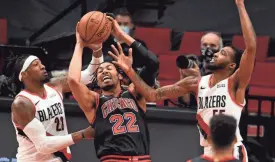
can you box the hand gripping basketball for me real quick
[106,16,125,42]
[77,11,112,44]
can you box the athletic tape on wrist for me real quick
[91,55,104,65]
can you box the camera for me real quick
[176,55,196,69]
[200,47,218,62]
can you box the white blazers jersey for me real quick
[196,75,245,147]
[12,84,71,162]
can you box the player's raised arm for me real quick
[67,24,99,124]
[108,42,199,102]
[12,96,94,154]
[47,41,103,94]
[231,0,257,88]
[127,71,199,102]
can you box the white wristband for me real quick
[91,55,104,65]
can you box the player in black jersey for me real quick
[186,115,242,162]
[68,24,151,162]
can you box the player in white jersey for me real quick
[8,42,104,162]
[109,0,255,162]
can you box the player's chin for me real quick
[206,64,217,70]
[41,75,50,83]
[101,83,115,91]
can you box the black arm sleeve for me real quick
[130,41,159,87]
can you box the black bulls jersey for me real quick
[92,90,150,158]
[187,155,241,162]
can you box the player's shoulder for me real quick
[13,95,30,105]
[12,95,34,112]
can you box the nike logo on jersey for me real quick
[200,86,206,89]
[35,100,40,105]
[198,95,226,109]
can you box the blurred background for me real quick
[0,0,275,162]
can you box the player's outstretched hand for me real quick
[76,22,102,56]
[235,0,244,6]
[179,62,201,78]
[108,42,133,73]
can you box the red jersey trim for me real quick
[90,93,100,125]
[23,89,47,100]
[201,155,237,162]
[196,113,210,135]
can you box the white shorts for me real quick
[204,142,248,162]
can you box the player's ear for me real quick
[118,73,123,80]
[21,71,28,80]
[229,62,236,70]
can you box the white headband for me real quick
[18,55,38,81]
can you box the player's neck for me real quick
[213,148,234,161]
[211,71,231,86]
[102,85,122,97]
[24,82,46,98]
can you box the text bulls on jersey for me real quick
[37,102,63,122]
[101,98,138,118]
[198,95,226,109]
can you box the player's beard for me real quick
[42,75,50,84]
[102,84,115,91]
[206,63,226,71]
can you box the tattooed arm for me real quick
[108,41,199,102]
[126,68,199,102]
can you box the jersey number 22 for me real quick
[109,112,140,135]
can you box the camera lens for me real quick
[176,55,194,69]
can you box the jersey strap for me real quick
[196,114,210,139]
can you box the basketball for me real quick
[77,11,112,44]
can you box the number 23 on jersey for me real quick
[109,112,140,135]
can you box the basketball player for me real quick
[110,0,255,162]
[67,25,150,162]
[9,43,103,162]
[187,115,241,162]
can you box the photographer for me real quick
[103,12,159,87]
[177,32,223,108]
